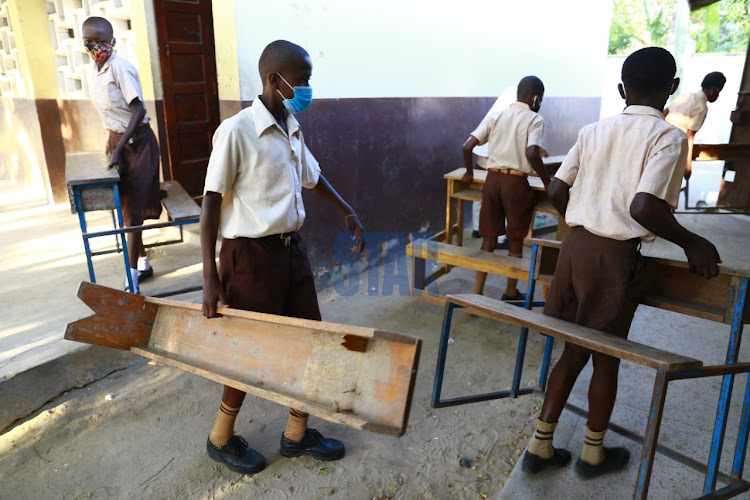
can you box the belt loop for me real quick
[282,234,291,247]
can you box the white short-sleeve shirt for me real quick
[87,51,149,133]
[470,101,545,175]
[555,105,687,242]
[665,91,709,133]
[203,98,321,239]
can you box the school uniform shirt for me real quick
[665,91,709,133]
[470,101,545,175]
[87,51,150,133]
[555,105,687,242]
[203,98,321,239]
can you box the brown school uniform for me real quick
[88,51,161,227]
[470,101,546,241]
[545,105,687,339]
[203,98,322,320]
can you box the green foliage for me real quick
[689,0,750,53]
[609,0,750,55]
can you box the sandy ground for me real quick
[0,261,555,500]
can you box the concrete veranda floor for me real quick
[1,201,749,499]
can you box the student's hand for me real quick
[202,274,228,318]
[684,235,721,279]
[107,148,123,170]
[461,172,473,184]
[344,213,366,254]
[683,164,692,180]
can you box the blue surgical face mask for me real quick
[277,73,313,114]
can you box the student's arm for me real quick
[312,174,365,253]
[684,129,696,180]
[547,178,571,216]
[201,191,228,318]
[107,97,146,170]
[630,193,721,279]
[462,136,480,183]
[526,145,551,187]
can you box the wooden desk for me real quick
[442,155,565,246]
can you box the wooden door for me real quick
[153,0,220,198]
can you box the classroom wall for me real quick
[226,0,611,267]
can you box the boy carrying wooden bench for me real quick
[522,47,722,479]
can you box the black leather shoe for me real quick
[522,448,572,475]
[501,290,526,306]
[138,266,154,282]
[280,428,345,461]
[206,435,266,474]
[496,239,509,250]
[471,230,480,239]
[575,447,630,479]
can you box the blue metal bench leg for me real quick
[510,244,540,397]
[704,276,748,494]
[432,302,459,407]
[733,371,750,479]
[635,370,669,500]
[110,210,121,253]
[113,184,134,293]
[74,187,96,283]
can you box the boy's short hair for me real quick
[258,40,309,80]
[517,76,544,98]
[701,72,726,90]
[621,47,676,92]
[82,16,113,37]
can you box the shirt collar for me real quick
[250,97,300,138]
[94,51,117,75]
[510,101,531,111]
[622,105,666,119]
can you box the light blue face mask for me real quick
[277,73,313,114]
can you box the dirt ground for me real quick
[0,265,556,500]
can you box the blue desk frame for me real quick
[431,242,750,499]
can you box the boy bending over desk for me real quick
[200,40,365,475]
[522,47,721,479]
[82,17,162,294]
[462,76,552,302]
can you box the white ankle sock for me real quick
[137,255,150,271]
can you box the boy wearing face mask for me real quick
[461,76,551,301]
[199,40,365,475]
[82,17,161,294]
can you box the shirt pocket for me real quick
[105,81,128,110]
[254,162,292,202]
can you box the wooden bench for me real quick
[430,237,750,498]
[406,238,552,306]
[66,282,421,437]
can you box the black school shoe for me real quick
[206,435,266,475]
[138,266,154,282]
[574,447,630,479]
[501,290,526,306]
[280,428,345,461]
[522,448,572,475]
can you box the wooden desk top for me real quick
[65,151,119,187]
[444,168,547,190]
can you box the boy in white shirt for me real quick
[200,40,365,475]
[523,47,721,479]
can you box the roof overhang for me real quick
[688,0,723,11]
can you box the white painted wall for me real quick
[234,0,612,100]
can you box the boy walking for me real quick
[665,71,726,179]
[522,47,721,479]
[200,40,365,475]
[461,76,551,300]
[83,17,161,294]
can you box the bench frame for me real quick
[70,179,200,294]
[430,240,750,499]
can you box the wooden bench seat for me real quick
[447,293,702,372]
[160,181,200,222]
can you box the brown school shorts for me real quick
[107,124,162,227]
[543,226,645,341]
[478,170,534,242]
[218,232,321,321]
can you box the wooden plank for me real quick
[406,240,532,281]
[693,143,750,161]
[65,282,421,436]
[160,181,201,221]
[447,294,703,372]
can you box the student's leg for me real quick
[500,175,534,301]
[280,233,345,461]
[474,234,498,294]
[504,239,524,298]
[475,172,504,295]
